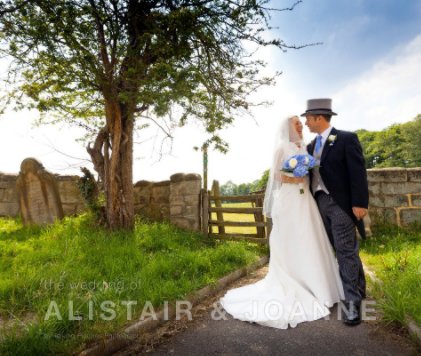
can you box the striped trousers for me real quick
[315,192,366,303]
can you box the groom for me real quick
[302,98,369,326]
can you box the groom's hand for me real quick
[352,207,368,220]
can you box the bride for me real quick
[219,115,344,329]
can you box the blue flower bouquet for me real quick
[281,154,317,194]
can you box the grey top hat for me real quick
[300,98,337,117]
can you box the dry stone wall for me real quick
[56,175,87,216]
[0,173,19,217]
[134,173,201,231]
[1,165,202,231]
[0,172,85,218]
[134,180,171,221]
[2,162,419,230]
[367,168,421,226]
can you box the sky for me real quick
[0,0,420,187]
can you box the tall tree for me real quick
[0,0,303,229]
[356,115,421,168]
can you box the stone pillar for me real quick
[0,173,19,217]
[367,168,421,226]
[170,173,201,231]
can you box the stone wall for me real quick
[1,168,202,231]
[56,175,86,216]
[0,173,19,217]
[367,168,421,226]
[134,173,202,231]
[3,165,419,230]
[134,180,171,221]
[0,172,85,218]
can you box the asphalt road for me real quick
[117,266,418,356]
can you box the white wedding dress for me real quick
[220,142,344,329]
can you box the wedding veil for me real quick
[263,115,304,218]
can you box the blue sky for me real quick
[0,0,420,185]
[263,0,421,103]
[272,0,421,89]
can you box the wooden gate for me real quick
[201,181,272,244]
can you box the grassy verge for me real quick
[0,214,268,355]
[360,224,421,327]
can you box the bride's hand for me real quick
[281,174,304,184]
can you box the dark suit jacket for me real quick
[307,127,369,229]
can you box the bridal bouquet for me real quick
[281,154,317,194]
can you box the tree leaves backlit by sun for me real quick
[0,0,307,229]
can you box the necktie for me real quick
[315,135,323,155]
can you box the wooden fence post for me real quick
[253,195,265,238]
[202,189,209,238]
[212,180,225,234]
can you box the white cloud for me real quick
[334,33,421,131]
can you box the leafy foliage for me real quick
[356,115,421,168]
[0,0,302,148]
[77,167,106,223]
[0,0,306,228]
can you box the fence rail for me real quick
[209,207,262,214]
[208,220,267,227]
[209,194,265,201]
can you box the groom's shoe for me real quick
[342,301,361,326]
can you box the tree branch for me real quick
[0,0,31,16]
[86,126,108,183]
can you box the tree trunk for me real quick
[103,98,135,230]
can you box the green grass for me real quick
[0,214,267,355]
[360,224,421,327]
